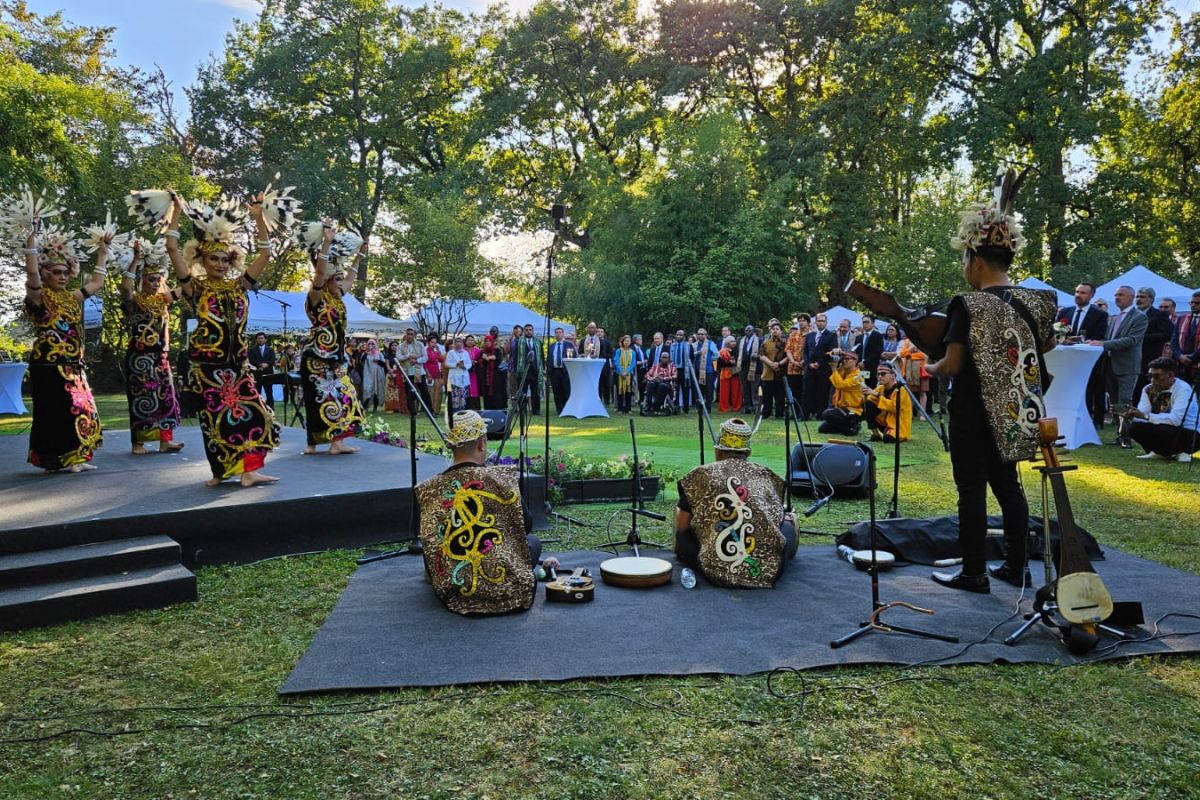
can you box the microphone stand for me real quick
[684,352,718,465]
[356,366,449,564]
[596,418,669,555]
[781,368,830,515]
[252,290,303,428]
[830,442,958,649]
[880,358,946,519]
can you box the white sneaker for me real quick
[1178,452,1193,463]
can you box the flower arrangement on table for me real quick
[1053,321,1071,343]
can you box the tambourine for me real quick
[599,556,673,588]
[546,568,595,603]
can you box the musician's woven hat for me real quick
[951,167,1025,255]
[716,417,754,453]
[446,410,487,448]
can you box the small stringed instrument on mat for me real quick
[1038,418,1113,626]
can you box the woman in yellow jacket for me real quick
[863,362,911,442]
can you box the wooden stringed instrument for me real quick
[1037,418,1113,626]
[843,279,948,360]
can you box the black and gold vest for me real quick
[678,459,787,588]
[415,465,536,615]
[959,287,1057,462]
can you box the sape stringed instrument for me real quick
[843,279,949,361]
[1037,418,1113,633]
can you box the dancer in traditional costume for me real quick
[414,411,540,616]
[295,220,365,454]
[673,417,797,588]
[120,239,185,454]
[162,192,280,487]
[926,170,1057,593]
[13,201,106,472]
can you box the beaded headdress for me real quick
[446,411,488,448]
[716,417,756,453]
[950,167,1025,255]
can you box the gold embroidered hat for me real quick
[716,417,754,453]
[446,410,487,447]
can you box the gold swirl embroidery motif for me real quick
[712,476,760,577]
[439,480,520,597]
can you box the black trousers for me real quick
[645,380,672,411]
[693,377,714,410]
[739,369,757,412]
[548,366,570,414]
[948,413,1029,576]
[759,377,785,418]
[818,408,861,435]
[1129,421,1197,457]
[675,371,692,411]
[1086,361,1106,426]
[802,370,831,419]
[786,374,804,412]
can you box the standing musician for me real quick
[673,418,798,588]
[926,178,1057,593]
[414,411,541,615]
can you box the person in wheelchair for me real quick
[642,351,678,414]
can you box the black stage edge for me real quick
[0,427,546,567]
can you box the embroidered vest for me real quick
[678,459,787,588]
[959,287,1057,462]
[415,465,535,615]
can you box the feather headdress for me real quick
[260,180,302,235]
[124,190,177,232]
[141,237,169,272]
[0,185,63,242]
[951,166,1025,254]
[329,230,363,266]
[185,195,248,251]
[82,211,132,253]
[34,225,86,274]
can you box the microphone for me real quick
[628,507,666,521]
[804,494,833,517]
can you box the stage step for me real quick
[0,535,183,587]
[0,536,197,631]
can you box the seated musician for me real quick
[673,418,798,588]
[862,362,911,442]
[1122,357,1199,462]
[414,410,541,615]
[643,351,677,412]
[819,350,865,435]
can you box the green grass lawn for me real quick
[2,394,1199,798]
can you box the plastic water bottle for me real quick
[680,568,696,589]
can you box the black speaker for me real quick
[480,410,508,440]
[789,442,874,495]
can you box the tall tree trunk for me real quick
[1046,148,1069,272]
[827,243,854,306]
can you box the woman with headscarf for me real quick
[613,334,638,413]
[477,334,505,409]
[360,339,387,412]
[465,333,482,410]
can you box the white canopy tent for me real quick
[1017,276,1073,308]
[819,304,864,329]
[170,290,407,336]
[395,300,575,338]
[1095,265,1196,309]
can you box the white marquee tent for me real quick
[1095,265,1197,308]
[394,300,575,337]
[819,304,864,329]
[1017,276,1073,308]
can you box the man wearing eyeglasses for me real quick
[1120,358,1199,463]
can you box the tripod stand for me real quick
[596,418,669,556]
[356,367,449,565]
[830,442,957,648]
[252,290,304,428]
[684,354,718,466]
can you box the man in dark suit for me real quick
[802,313,837,419]
[855,314,884,387]
[1057,282,1109,427]
[597,326,615,405]
[248,332,277,409]
[670,329,695,412]
[1133,287,1175,405]
[546,327,576,414]
[736,324,760,414]
[514,323,544,415]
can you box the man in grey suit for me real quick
[1088,285,1147,448]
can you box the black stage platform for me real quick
[0,426,543,567]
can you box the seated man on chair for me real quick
[863,362,911,443]
[819,350,866,435]
[673,418,798,588]
[1121,357,1199,463]
[414,410,541,615]
[643,351,677,413]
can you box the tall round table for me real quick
[1043,344,1103,450]
[0,362,28,414]
[560,357,608,419]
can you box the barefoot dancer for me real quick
[19,220,105,472]
[120,239,185,455]
[297,221,365,454]
[165,192,280,487]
